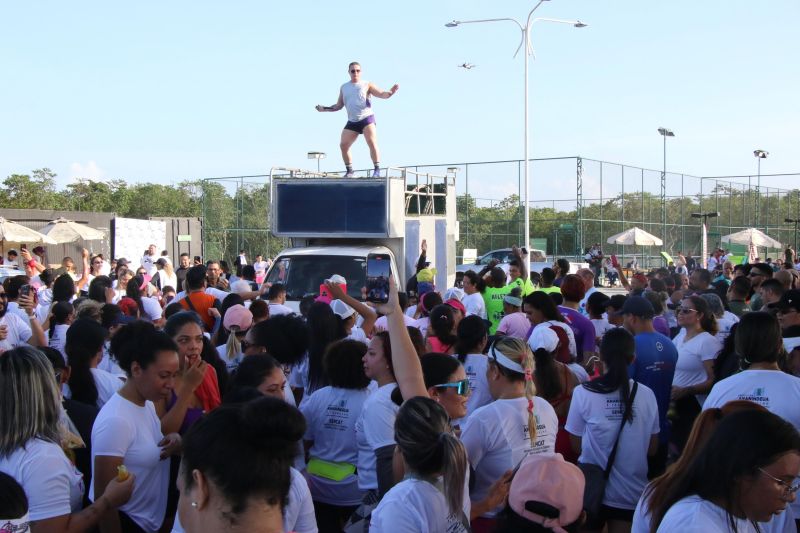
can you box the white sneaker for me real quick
[371,168,380,178]
[345,170,355,178]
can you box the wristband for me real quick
[27,260,37,268]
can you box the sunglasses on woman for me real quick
[434,379,470,396]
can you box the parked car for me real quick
[456,248,548,275]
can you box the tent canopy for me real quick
[0,217,57,245]
[721,228,783,249]
[39,217,106,244]
[606,226,663,246]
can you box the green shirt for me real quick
[483,285,513,334]
[508,277,536,296]
[537,286,562,295]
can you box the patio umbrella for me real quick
[39,217,106,244]
[606,227,663,246]
[0,217,57,248]
[606,227,663,270]
[721,228,783,249]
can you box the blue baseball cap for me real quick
[615,296,655,318]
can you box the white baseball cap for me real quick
[330,299,355,320]
[528,326,560,353]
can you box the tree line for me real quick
[3,169,799,262]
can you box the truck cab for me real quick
[263,167,456,310]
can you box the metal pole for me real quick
[756,158,761,228]
[662,133,667,251]
[523,23,530,270]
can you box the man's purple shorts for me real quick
[344,115,376,135]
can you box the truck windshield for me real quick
[264,255,367,301]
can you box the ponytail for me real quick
[455,315,488,364]
[65,318,107,406]
[394,397,466,516]
[583,328,635,412]
[522,345,537,447]
[439,431,468,516]
[226,325,242,360]
[492,337,538,447]
[126,275,146,318]
[532,347,561,402]
[49,301,73,341]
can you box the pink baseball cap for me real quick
[509,453,585,532]
[223,304,253,332]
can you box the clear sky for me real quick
[2,0,798,203]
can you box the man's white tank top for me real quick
[341,81,373,122]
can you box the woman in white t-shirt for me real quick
[64,318,124,408]
[355,331,399,500]
[462,270,488,319]
[370,397,469,533]
[670,295,722,453]
[452,315,493,424]
[461,336,559,527]
[92,321,182,533]
[48,300,74,361]
[648,410,800,532]
[177,396,307,533]
[566,327,660,531]
[633,400,797,533]
[0,346,133,531]
[301,339,371,531]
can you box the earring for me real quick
[191,502,198,508]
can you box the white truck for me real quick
[262,167,457,311]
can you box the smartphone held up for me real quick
[366,254,391,304]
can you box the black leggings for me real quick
[670,395,701,454]
[118,512,147,533]
[314,500,358,533]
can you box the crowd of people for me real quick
[1,242,800,533]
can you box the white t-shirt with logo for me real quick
[452,353,492,425]
[355,383,399,491]
[672,330,722,403]
[565,380,659,510]
[141,254,157,276]
[704,369,800,518]
[369,478,467,533]
[90,393,170,532]
[283,467,317,533]
[462,292,487,319]
[301,386,370,506]
[656,495,757,532]
[0,438,84,521]
[633,484,795,533]
[461,396,558,517]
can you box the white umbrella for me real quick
[0,217,57,246]
[39,217,106,244]
[606,227,663,246]
[721,228,783,249]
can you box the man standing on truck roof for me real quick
[315,61,399,178]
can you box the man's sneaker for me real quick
[345,170,355,178]
[371,168,381,178]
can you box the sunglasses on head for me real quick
[434,378,470,396]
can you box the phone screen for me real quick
[366,254,391,304]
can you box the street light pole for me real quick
[658,127,674,251]
[446,7,586,271]
[754,149,768,229]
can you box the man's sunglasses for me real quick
[434,379,470,396]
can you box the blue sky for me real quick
[2,1,798,204]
